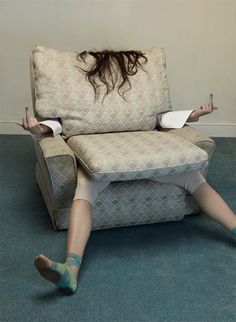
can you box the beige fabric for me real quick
[67,130,209,182]
[73,166,110,206]
[159,124,215,155]
[73,167,206,207]
[36,158,200,231]
[33,125,214,231]
[34,136,77,204]
[37,135,76,160]
[36,160,197,231]
[56,179,199,231]
[159,124,216,177]
[151,171,206,194]
[32,46,172,136]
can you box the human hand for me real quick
[17,107,49,135]
[190,94,218,121]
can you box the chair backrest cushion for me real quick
[32,46,172,136]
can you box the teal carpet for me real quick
[1,136,235,322]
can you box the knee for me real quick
[74,178,110,207]
[73,198,92,207]
[183,172,206,194]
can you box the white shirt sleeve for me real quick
[157,110,194,129]
[30,119,62,141]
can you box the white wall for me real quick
[1,0,235,136]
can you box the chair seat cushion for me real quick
[67,130,209,182]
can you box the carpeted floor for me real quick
[0,135,235,322]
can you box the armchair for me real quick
[30,46,215,231]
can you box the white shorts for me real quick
[73,167,206,207]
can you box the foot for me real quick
[34,254,80,295]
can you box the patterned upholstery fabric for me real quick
[159,125,216,177]
[159,125,215,156]
[32,46,172,137]
[34,126,214,231]
[34,136,78,205]
[30,46,216,231]
[36,161,200,231]
[67,130,208,181]
[36,163,58,230]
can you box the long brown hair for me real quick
[75,50,148,103]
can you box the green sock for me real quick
[50,252,82,295]
[231,227,236,236]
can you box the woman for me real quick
[18,50,236,295]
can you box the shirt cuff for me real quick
[30,120,62,141]
[157,110,194,129]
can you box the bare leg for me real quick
[152,172,236,234]
[34,169,110,294]
[66,199,92,274]
[34,199,92,293]
[193,182,236,231]
[35,199,92,273]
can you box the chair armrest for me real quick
[33,135,77,205]
[158,124,215,178]
[158,124,215,157]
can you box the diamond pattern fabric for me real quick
[67,130,209,182]
[32,46,172,137]
[31,46,215,231]
[36,162,199,231]
[34,126,215,231]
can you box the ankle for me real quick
[66,252,82,264]
[65,253,82,274]
[66,263,80,276]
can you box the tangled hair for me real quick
[75,50,148,102]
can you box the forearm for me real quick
[187,97,217,122]
[18,107,62,140]
[186,110,199,122]
[31,120,62,140]
[39,123,53,134]
[38,120,62,134]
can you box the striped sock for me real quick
[49,252,82,295]
[34,253,82,294]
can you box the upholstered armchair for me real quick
[30,46,215,231]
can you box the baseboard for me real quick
[0,121,29,135]
[189,122,236,137]
[0,120,235,137]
